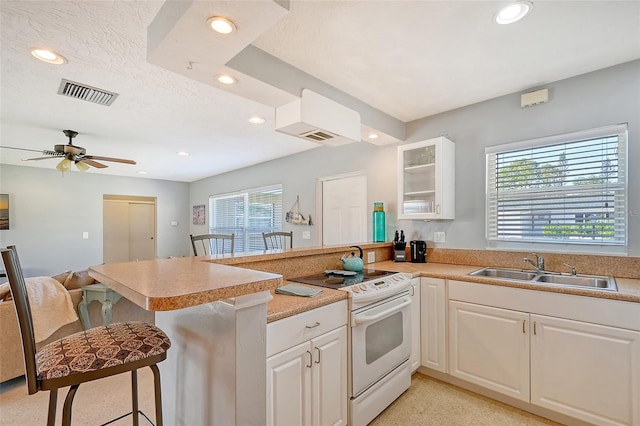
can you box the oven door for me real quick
[350,290,411,397]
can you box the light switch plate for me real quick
[434,231,446,243]
[367,252,375,263]
[302,230,311,240]
[82,232,89,239]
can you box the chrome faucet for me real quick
[523,253,545,272]
[563,263,577,276]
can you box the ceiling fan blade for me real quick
[23,156,59,161]
[79,159,108,169]
[0,146,48,153]
[84,155,136,165]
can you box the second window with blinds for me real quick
[209,184,283,253]
[485,124,628,253]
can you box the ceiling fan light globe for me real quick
[56,158,72,172]
[76,161,90,172]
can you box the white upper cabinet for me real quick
[397,136,455,220]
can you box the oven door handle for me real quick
[351,297,411,326]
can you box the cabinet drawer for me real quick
[267,300,348,357]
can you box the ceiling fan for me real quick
[1,129,136,172]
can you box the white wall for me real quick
[0,165,190,276]
[190,60,640,256]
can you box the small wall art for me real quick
[193,204,205,225]
[0,194,8,230]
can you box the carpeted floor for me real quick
[0,371,561,425]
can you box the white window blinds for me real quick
[209,185,283,253]
[486,124,627,247]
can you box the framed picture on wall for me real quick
[0,194,8,230]
[193,205,205,225]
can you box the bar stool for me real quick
[1,246,171,426]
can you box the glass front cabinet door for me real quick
[397,136,455,220]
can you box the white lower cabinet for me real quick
[409,277,421,372]
[446,281,640,426]
[530,314,640,425]
[420,277,447,372]
[449,300,530,402]
[266,301,348,426]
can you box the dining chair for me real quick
[0,246,171,426]
[190,233,235,256]
[262,231,293,250]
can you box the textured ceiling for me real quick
[1,1,639,182]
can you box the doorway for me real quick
[318,172,367,245]
[103,195,157,263]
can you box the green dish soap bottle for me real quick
[373,202,386,242]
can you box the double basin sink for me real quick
[469,267,617,291]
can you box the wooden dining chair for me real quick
[190,233,235,256]
[262,231,293,250]
[0,246,171,426]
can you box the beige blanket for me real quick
[24,276,79,342]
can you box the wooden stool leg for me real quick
[131,370,139,426]
[62,384,79,426]
[47,389,58,426]
[150,364,163,426]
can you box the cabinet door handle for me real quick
[410,285,415,297]
[315,347,321,364]
[305,322,320,329]
[533,321,537,335]
[306,350,312,368]
[436,204,441,214]
[522,320,526,334]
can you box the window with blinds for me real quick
[209,185,283,253]
[486,124,627,248]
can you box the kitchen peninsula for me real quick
[89,256,283,425]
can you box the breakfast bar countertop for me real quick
[89,256,282,311]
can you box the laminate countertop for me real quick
[372,261,640,303]
[90,256,282,311]
[264,261,640,324]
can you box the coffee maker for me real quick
[410,240,427,263]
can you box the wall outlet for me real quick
[302,230,311,240]
[367,251,375,264]
[434,231,446,243]
[82,232,89,240]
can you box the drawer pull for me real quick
[305,322,320,329]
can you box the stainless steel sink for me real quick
[469,268,538,281]
[468,267,617,291]
[534,274,617,291]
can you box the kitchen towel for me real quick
[275,284,323,298]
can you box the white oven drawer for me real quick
[267,300,348,357]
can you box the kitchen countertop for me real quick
[267,282,347,323]
[372,260,640,303]
[265,261,640,324]
[89,256,282,311]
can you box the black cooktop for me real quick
[289,269,397,289]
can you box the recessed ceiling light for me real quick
[177,151,190,156]
[207,16,237,34]
[248,116,266,124]
[368,133,379,139]
[495,1,532,24]
[30,48,67,64]
[215,74,237,85]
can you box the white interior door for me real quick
[103,200,130,263]
[103,197,156,263]
[129,203,156,261]
[321,173,367,245]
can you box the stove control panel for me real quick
[346,273,411,300]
